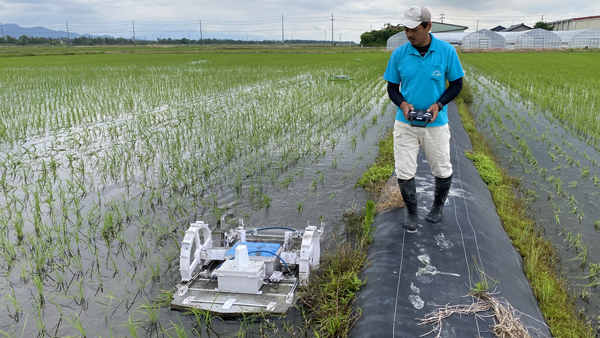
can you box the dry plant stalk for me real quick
[376,179,404,212]
[418,292,535,338]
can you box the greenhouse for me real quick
[499,29,561,49]
[461,29,505,50]
[387,32,408,50]
[554,29,600,48]
[432,32,468,45]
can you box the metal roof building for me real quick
[550,15,600,31]
[499,23,532,32]
[461,29,506,50]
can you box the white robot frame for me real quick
[171,219,323,316]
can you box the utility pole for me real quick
[66,22,70,42]
[0,22,5,46]
[188,30,190,46]
[440,13,445,23]
[281,15,284,45]
[199,20,204,45]
[541,15,544,21]
[330,14,335,46]
[339,34,341,42]
[476,20,479,31]
[132,21,136,45]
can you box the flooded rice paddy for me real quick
[462,56,600,328]
[0,52,393,337]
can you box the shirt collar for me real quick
[408,33,437,56]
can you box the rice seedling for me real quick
[588,263,600,281]
[581,166,590,179]
[65,313,86,337]
[593,175,600,188]
[572,240,590,269]
[137,302,160,328]
[125,316,139,338]
[3,288,22,320]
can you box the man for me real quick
[383,5,464,231]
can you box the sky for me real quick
[2,0,600,43]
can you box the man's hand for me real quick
[400,102,414,120]
[427,103,441,123]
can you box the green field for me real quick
[460,52,600,147]
[0,44,379,58]
[460,51,600,336]
[0,48,390,337]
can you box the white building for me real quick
[550,15,600,31]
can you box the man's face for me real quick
[404,22,431,47]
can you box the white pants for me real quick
[393,120,452,180]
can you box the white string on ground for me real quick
[451,124,485,273]
[392,225,407,338]
[449,120,483,336]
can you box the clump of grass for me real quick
[355,164,394,192]
[301,246,367,338]
[464,150,502,186]
[469,258,498,298]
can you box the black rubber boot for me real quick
[398,177,419,231]
[426,175,453,223]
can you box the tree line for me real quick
[0,35,355,46]
[360,23,402,47]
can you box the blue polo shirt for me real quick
[383,33,464,127]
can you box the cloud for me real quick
[4,0,600,42]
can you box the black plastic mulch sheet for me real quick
[350,102,552,338]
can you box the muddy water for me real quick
[0,95,396,337]
[466,68,600,326]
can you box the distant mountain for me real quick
[0,23,356,43]
[1,23,108,39]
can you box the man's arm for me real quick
[387,81,413,119]
[437,77,463,107]
[387,81,405,107]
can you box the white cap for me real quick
[401,6,432,29]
